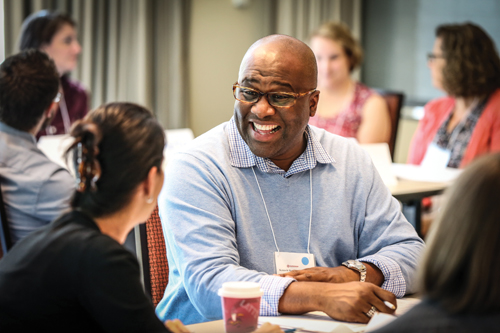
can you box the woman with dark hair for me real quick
[19,10,88,137]
[0,103,168,331]
[408,22,500,169]
[373,153,500,332]
[308,21,391,144]
[0,102,283,333]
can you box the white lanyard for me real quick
[46,91,71,135]
[59,92,72,134]
[251,167,313,253]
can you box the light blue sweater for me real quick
[156,120,424,324]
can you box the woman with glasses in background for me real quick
[308,22,391,144]
[408,22,500,169]
[19,10,88,137]
[407,22,500,236]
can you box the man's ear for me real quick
[309,90,320,117]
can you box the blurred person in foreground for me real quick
[308,21,391,144]
[156,34,424,325]
[374,153,500,332]
[0,49,73,245]
[0,102,283,333]
[19,10,88,137]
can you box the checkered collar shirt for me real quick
[228,117,336,178]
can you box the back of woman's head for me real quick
[421,153,500,314]
[437,22,500,97]
[19,10,76,50]
[310,21,363,71]
[66,103,165,218]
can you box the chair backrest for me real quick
[375,89,405,161]
[139,205,169,307]
[0,180,13,258]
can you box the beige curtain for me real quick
[3,0,190,129]
[272,0,362,41]
[271,0,362,79]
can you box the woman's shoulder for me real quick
[426,95,454,108]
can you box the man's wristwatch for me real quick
[342,260,367,282]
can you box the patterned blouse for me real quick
[433,97,488,168]
[308,82,374,138]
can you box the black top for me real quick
[373,299,500,333]
[0,210,169,332]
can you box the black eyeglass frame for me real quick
[232,83,316,108]
[427,53,446,61]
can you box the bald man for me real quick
[156,35,424,325]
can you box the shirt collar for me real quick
[228,117,335,177]
[0,121,37,146]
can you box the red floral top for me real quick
[309,82,373,138]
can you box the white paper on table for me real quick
[365,297,421,332]
[391,163,462,183]
[364,313,397,332]
[259,312,366,332]
[259,298,421,333]
[395,297,421,315]
[360,143,398,187]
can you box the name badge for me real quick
[421,143,451,170]
[274,252,315,274]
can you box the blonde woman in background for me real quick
[309,22,391,144]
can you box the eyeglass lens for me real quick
[234,86,295,107]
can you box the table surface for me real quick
[186,297,421,333]
[389,179,448,202]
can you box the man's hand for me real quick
[278,281,397,324]
[165,319,190,333]
[278,263,384,286]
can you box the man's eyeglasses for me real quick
[233,84,316,108]
[427,53,445,62]
[53,92,61,103]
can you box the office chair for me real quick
[0,180,13,258]
[139,205,169,307]
[375,89,405,161]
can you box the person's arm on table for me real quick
[279,263,384,286]
[281,152,424,298]
[278,281,396,323]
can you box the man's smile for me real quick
[250,122,282,141]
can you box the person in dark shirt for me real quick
[0,102,169,332]
[0,102,283,333]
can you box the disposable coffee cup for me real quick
[218,281,263,333]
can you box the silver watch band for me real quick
[342,260,367,282]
